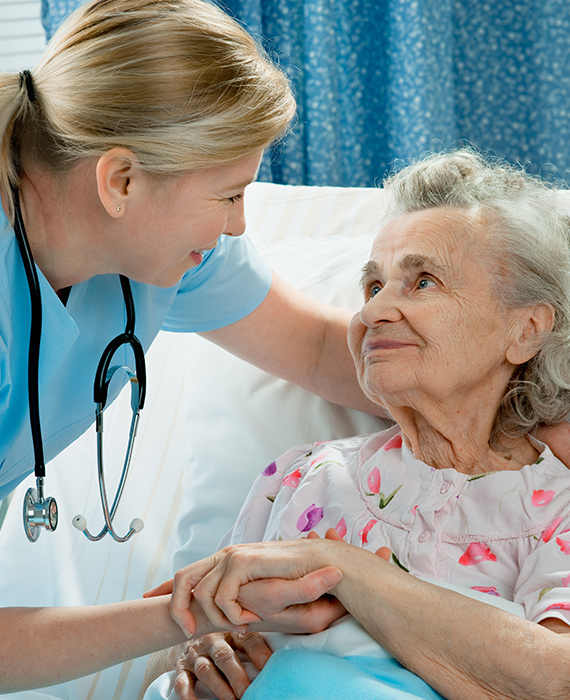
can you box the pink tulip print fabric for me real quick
[225,425,570,627]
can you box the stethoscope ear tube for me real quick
[93,329,146,411]
[12,185,59,541]
[78,276,146,542]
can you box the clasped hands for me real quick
[144,530,350,636]
[144,530,391,700]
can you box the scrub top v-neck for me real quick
[0,209,272,500]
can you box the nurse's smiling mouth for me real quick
[189,241,218,266]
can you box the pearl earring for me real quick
[116,205,122,212]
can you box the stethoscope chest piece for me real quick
[23,480,58,542]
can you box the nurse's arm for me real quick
[201,270,385,415]
[0,597,199,692]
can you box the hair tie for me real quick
[19,70,36,103]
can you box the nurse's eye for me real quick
[417,276,436,290]
[228,192,244,204]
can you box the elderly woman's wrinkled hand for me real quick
[308,526,392,562]
[172,631,271,700]
[191,540,345,629]
[146,542,345,638]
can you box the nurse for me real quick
[0,0,367,691]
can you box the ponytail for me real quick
[0,71,37,221]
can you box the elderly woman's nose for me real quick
[359,287,403,327]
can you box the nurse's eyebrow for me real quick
[226,177,256,193]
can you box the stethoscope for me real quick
[12,185,146,543]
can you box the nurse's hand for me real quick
[172,631,271,700]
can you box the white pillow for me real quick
[172,232,389,572]
[243,182,388,243]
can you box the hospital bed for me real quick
[0,182,388,700]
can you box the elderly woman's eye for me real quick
[369,284,382,298]
[418,277,435,290]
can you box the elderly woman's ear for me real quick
[505,303,555,365]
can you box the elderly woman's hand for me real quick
[172,631,271,700]
[308,526,393,561]
[190,539,345,629]
[145,545,345,637]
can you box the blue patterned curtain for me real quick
[42,0,570,187]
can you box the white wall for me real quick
[0,0,45,73]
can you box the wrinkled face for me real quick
[348,207,523,410]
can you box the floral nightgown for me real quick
[224,425,570,626]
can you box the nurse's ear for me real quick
[95,148,144,218]
[506,303,555,365]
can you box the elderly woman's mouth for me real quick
[363,339,417,355]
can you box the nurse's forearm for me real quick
[310,302,386,414]
[201,272,387,416]
[0,597,188,692]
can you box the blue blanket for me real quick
[243,649,445,700]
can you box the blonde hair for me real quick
[0,0,296,219]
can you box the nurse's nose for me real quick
[359,284,404,328]
[223,198,247,237]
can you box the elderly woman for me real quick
[155,150,570,700]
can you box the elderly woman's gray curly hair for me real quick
[381,149,570,446]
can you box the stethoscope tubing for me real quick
[12,185,145,543]
[93,308,146,410]
[12,185,46,478]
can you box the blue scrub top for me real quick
[0,209,272,501]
